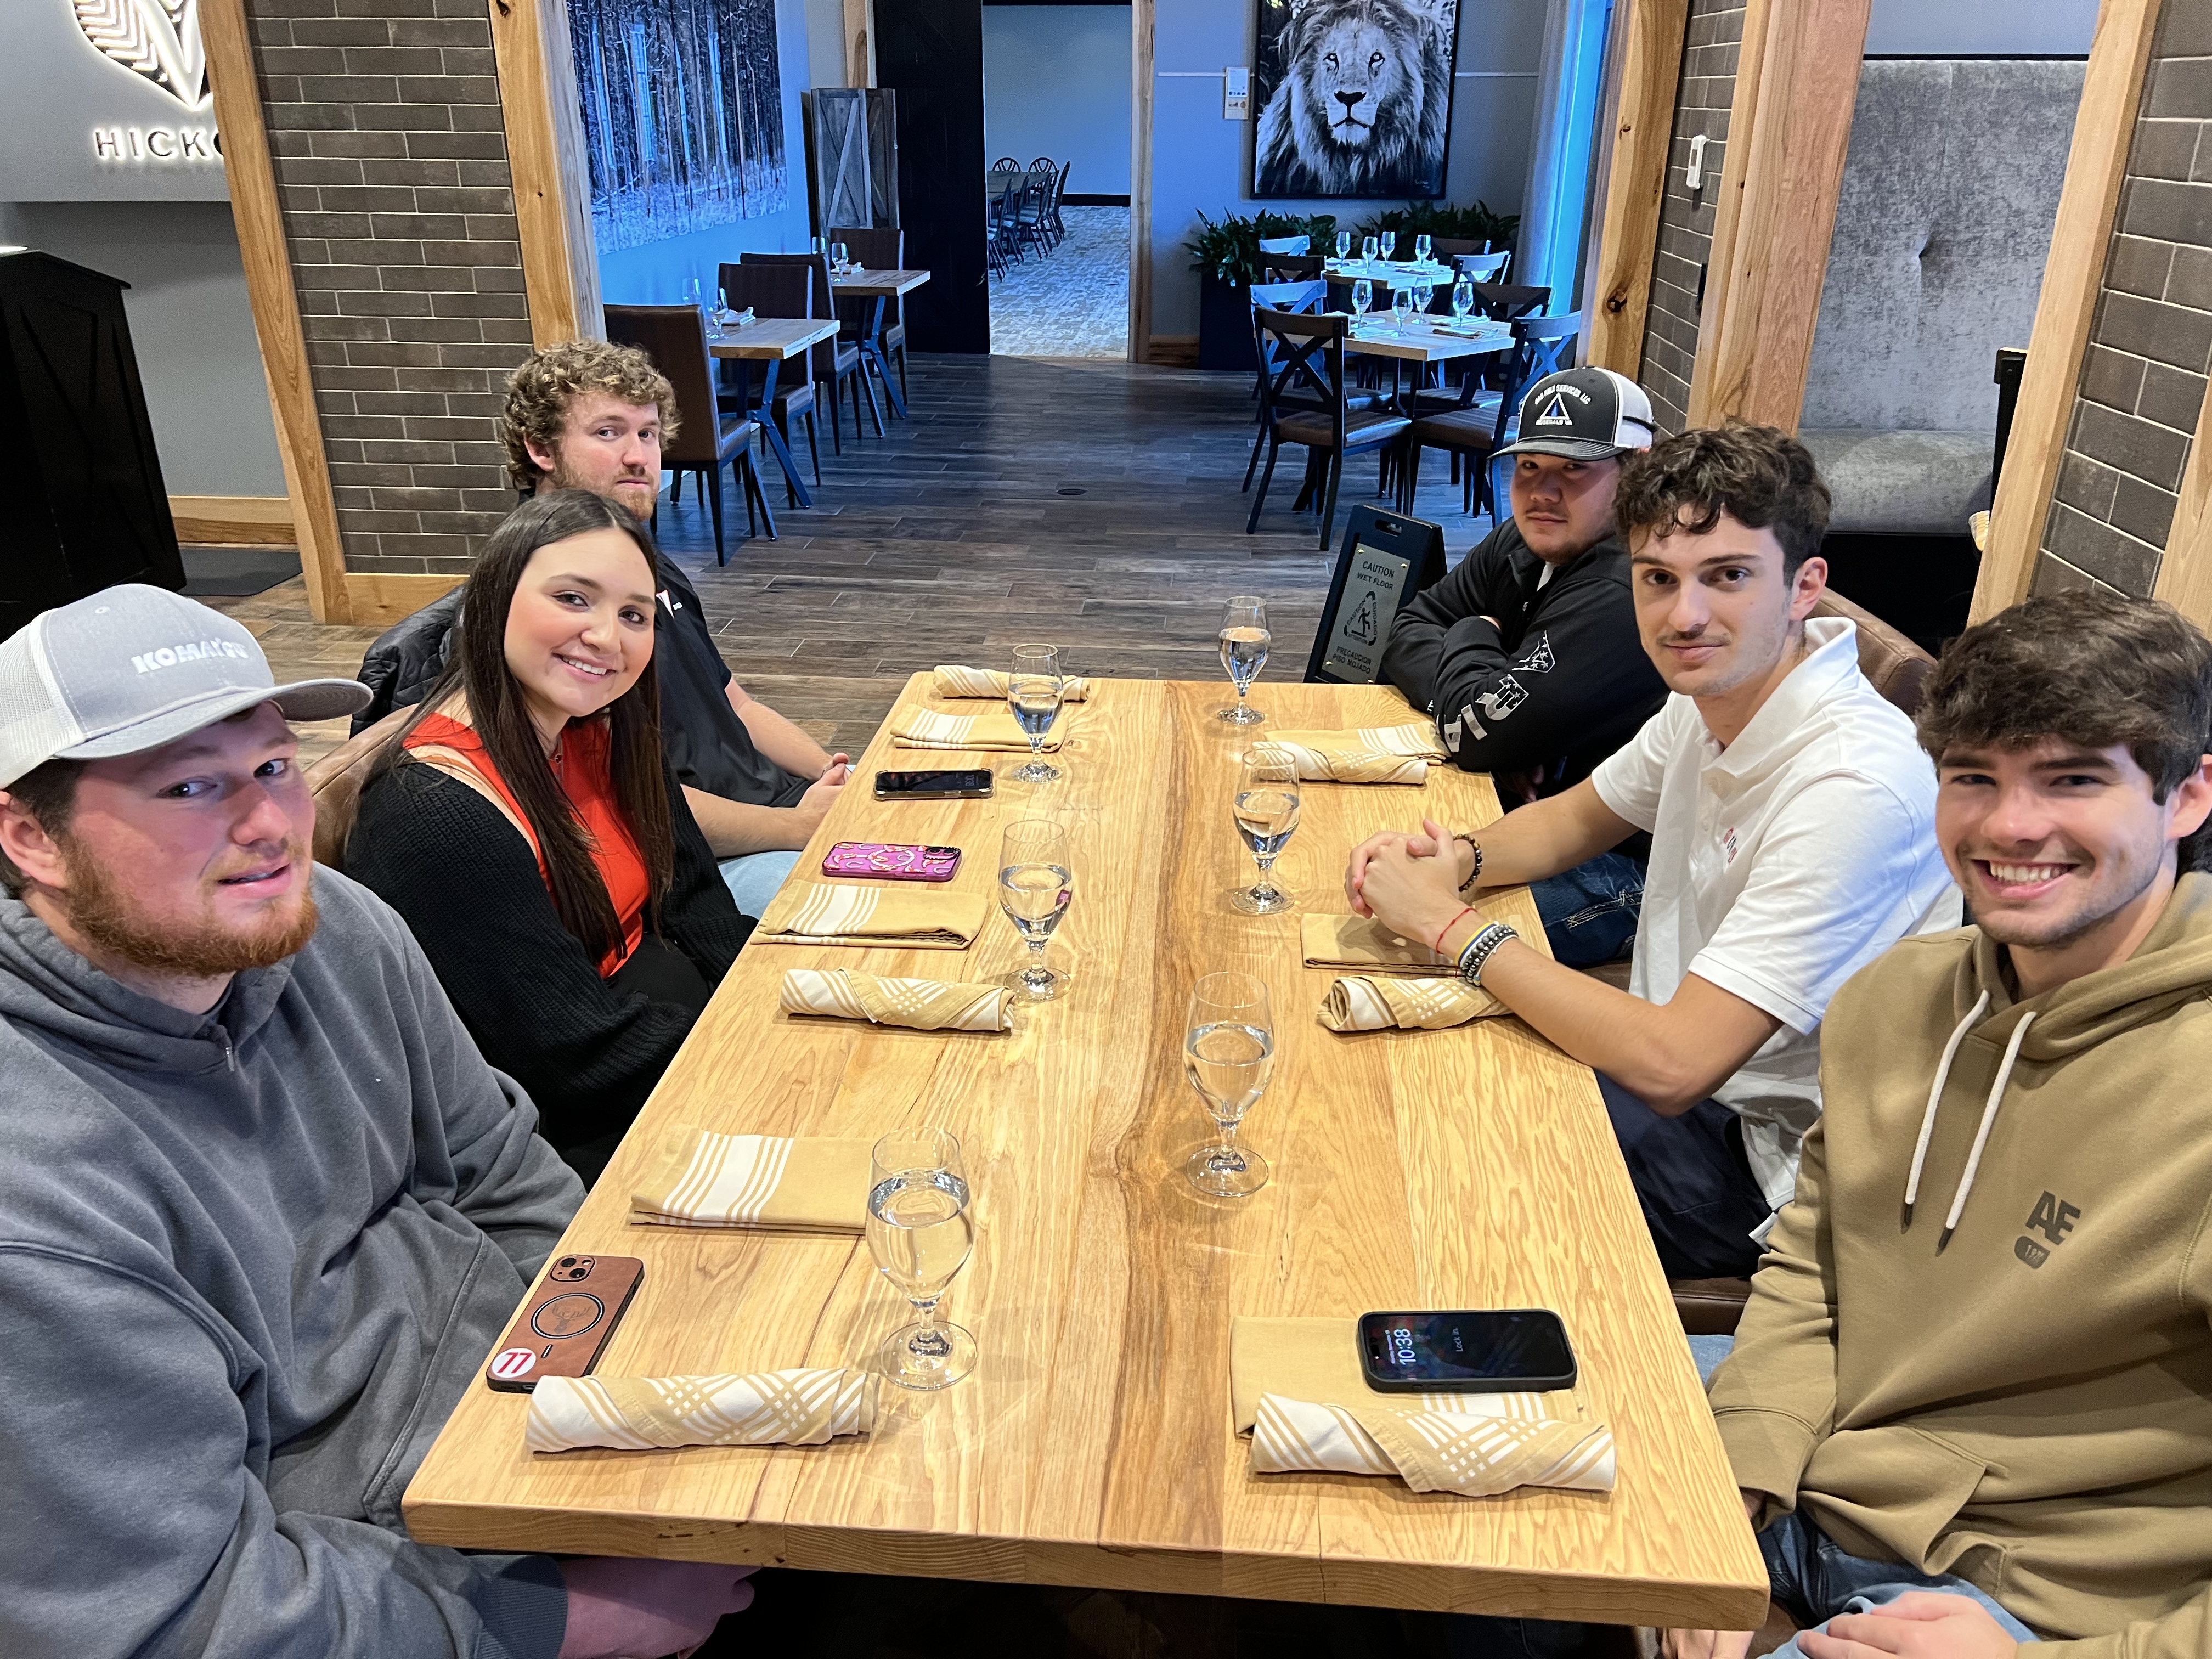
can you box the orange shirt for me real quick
[405,712,647,976]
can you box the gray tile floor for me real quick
[991,206,1130,359]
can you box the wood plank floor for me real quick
[210,354,1495,764]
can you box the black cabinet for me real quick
[0,251,185,638]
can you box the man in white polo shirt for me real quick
[1346,425,1959,1279]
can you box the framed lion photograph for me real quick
[1251,0,1459,200]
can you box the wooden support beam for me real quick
[1130,0,1155,365]
[168,495,294,546]
[1973,0,2163,625]
[201,0,352,624]
[1685,0,1870,432]
[843,0,877,88]
[1584,0,1690,376]
[489,0,602,347]
[345,572,466,629]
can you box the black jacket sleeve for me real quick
[345,764,753,1153]
[1380,524,1528,717]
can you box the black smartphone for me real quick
[872,768,995,800]
[1358,1309,1578,1393]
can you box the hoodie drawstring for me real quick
[1901,990,2036,1251]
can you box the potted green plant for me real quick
[1356,200,1522,259]
[1188,209,1337,370]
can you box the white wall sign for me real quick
[1223,66,1250,121]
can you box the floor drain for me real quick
[1056,487,1086,496]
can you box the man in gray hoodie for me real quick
[0,586,758,1657]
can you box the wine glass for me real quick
[706,285,728,340]
[1333,229,1351,260]
[1183,972,1275,1198]
[1350,279,1373,325]
[1230,746,1300,915]
[831,240,850,272]
[1380,229,1397,259]
[1391,286,1413,332]
[866,1128,978,1390]
[1218,595,1269,724]
[1452,276,1475,320]
[1415,233,1433,264]
[1005,642,1064,784]
[998,819,1072,1000]
[682,275,704,316]
[1360,234,1379,264]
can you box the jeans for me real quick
[1597,1075,1774,1280]
[1760,1510,2035,1654]
[1532,850,1644,967]
[719,848,802,919]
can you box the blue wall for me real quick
[984,6,1132,195]
[592,0,824,304]
[1149,0,1544,340]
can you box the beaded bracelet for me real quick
[1455,921,1519,988]
[1453,832,1485,897]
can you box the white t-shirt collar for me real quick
[1700,616,1860,776]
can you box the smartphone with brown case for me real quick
[483,1252,645,1393]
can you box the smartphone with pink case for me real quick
[821,842,963,882]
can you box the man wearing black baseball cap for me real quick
[0,586,757,1656]
[1381,365,1667,964]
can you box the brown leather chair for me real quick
[827,224,910,409]
[603,302,773,562]
[304,707,414,872]
[739,251,882,450]
[716,262,822,502]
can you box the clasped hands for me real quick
[1663,1592,2018,1659]
[1345,816,1488,949]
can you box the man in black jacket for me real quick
[1381,366,1667,963]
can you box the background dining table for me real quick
[828,267,931,419]
[710,316,841,511]
[404,674,1768,1628]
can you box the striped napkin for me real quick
[780,967,1012,1031]
[755,882,988,950]
[1300,912,1451,975]
[629,1126,872,1231]
[1262,723,1443,784]
[933,665,1091,700]
[1319,974,1503,1031]
[527,1367,881,1453]
[890,705,1058,752]
[1229,1317,1615,1498]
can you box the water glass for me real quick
[866,1129,977,1390]
[1361,234,1379,263]
[1183,972,1275,1198]
[1413,280,1434,319]
[682,275,703,315]
[831,240,850,272]
[1452,276,1475,320]
[1390,286,1413,332]
[1217,594,1269,724]
[1334,229,1351,260]
[706,285,728,340]
[998,819,1072,1000]
[1230,745,1300,915]
[1415,233,1433,264]
[1380,229,1397,259]
[1351,279,1373,323]
[1005,642,1065,784]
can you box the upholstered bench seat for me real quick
[1798,428,1994,536]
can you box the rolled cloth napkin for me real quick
[890,704,1059,751]
[527,1366,881,1453]
[1262,723,1443,785]
[932,664,1091,700]
[780,967,1013,1032]
[1319,974,1504,1031]
[630,1125,872,1231]
[1229,1317,1615,1498]
[755,882,989,950]
[1301,912,1452,975]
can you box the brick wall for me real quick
[1636,0,1744,436]
[249,0,533,577]
[2036,1,2212,600]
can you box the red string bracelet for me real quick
[1432,906,1475,956]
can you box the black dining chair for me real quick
[1013,163,1055,258]
[1409,282,1554,419]
[602,303,773,559]
[1261,252,1325,284]
[1047,159,1073,242]
[828,223,910,409]
[734,251,883,449]
[1246,308,1412,550]
[714,263,823,502]
[1400,311,1582,519]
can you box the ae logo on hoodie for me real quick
[2014,1190,2081,1268]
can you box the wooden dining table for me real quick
[828,267,931,419]
[404,674,1768,1628]
[709,317,841,515]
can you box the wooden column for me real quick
[1130,0,1155,364]
[2154,390,2212,626]
[844,0,877,87]
[1684,0,1870,431]
[1973,0,2163,624]
[200,0,352,624]
[490,0,603,347]
[1584,0,1690,375]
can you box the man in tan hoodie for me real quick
[1669,590,2212,1659]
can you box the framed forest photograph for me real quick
[1251,0,1459,200]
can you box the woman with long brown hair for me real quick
[348,490,753,1180]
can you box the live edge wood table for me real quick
[405,675,1767,1627]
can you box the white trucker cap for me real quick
[1495,366,1657,462]
[0,584,371,789]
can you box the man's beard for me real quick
[549,457,655,522]
[61,838,320,978]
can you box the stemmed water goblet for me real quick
[1229,745,1300,915]
[1415,233,1433,264]
[1390,286,1413,333]
[1379,229,1397,259]
[1350,279,1374,329]
[1452,276,1475,321]
[1334,229,1352,261]
[866,1128,978,1390]
[1183,972,1276,1198]
[1005,642,1065,784]
[831,240,850,273]
[1361,234,1379,264]
[998,819,1072,1000]
[1217,595,1269,724]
